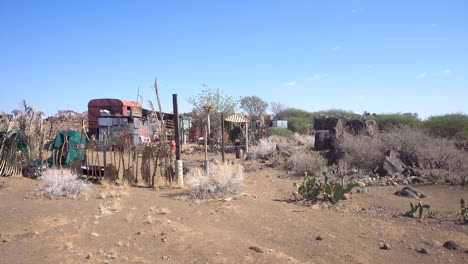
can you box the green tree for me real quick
[277,108,313,133]
[187,86,237,135]
[423,113,468,141]
[239,96,268,120]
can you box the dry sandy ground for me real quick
[1,152,467,264]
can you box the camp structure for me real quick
[49,130,87,167]
[88,98,175,147]
[224,114,250,153]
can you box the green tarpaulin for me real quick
[49,130,87,166]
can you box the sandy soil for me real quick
[1,150,467,264]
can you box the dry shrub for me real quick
[186,163,244,199]
[293,133,315,146]
[268,135,290,144]
[379,126,426,165]
[291,151,327,176]
[339,134,385,172]
[339,125,468,184]
[253,138,277,158]
[37,169,88,198]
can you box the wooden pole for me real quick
[172,94,181,161]
[221,114,225,163]
[245,122,249,154]
[173,94,183,186]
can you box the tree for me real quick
[270,102,286,119]
[277,107,313,133]
[239,96,268,120]
[187,86,237,137]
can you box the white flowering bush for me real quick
[186,163,244,199]
[37,169,88,198]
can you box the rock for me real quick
[425,239,443,248]
[246,153,256,160]
[342,193,350,200]
[380,243,391,250]
[314,130,331,151]
[417,248,430,254]
[411,177,426,184]
[394,186,424,199]
[322,149,343,165]
[382,152,405,176]
[443,240,461,250]
[276,144,291,157]
[365,120,378,136]
[345,119,365,135]
[249,246,264,253]
[86,254,92,260]
[316,235,323,241]
[161,256,170,260]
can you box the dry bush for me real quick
[268,135,290,144]
[339,125,468,184]
[339,134,385,172]
[37,169,88,198]
[448,153,468,185]
[293,133,315,146]
[186,163,244,199]
[379,126,426,166]
[290,151,327,176]
[253,138,277,158]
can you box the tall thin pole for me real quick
[173,94,183,186]
[245,122,249,154]
[172,94,181,161]
[221,114,225,163]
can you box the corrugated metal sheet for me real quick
[225,114,250,123]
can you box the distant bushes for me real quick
[374,113,421,131]
[373,113,468,142]
[423,113,468,142]
[268,127,294,139]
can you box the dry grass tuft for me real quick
[186,163,244,199]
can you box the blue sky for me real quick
[1,0,467,118]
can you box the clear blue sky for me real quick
[1,0,467,118]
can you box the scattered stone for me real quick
[86,253,92,260]
[276,144,291,157]
[411,177,426,184]
[443,240,461,250]
[394,186,424,199]
[249,246,264,253]
[381,150,405,176]
[417,248,430,254]
[161,255,170,260]
[161,238,167,242]
[380,243,391,250]
[342,193,350,200]
[425,239,443,248]
[316,235,323,241]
